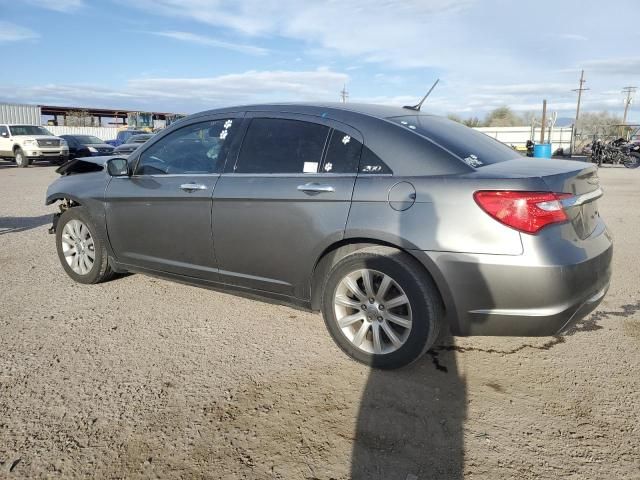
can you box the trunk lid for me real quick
[474,159,601,239]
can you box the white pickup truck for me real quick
[0,124,69,167]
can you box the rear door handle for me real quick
[297,183,335,193]
[180,183,207,192]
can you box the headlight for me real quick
[59,138,68,147]
[23,139,37,146]
[87,146,98,153]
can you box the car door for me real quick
[212,113,363,299]
[105,115,242,280]
[0,126,11,156]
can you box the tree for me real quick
[483,107,523,127]
[447,113,463,123]
[462,116,482,128]
[576,111,624,138]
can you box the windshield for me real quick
[389,115,520,167]
[74,135,104,144]
[9,125,53,136]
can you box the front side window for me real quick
[0,126,9,136]
[136,119,237,175]
[235,118,330,174]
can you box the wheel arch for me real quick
[309,238,458,331]
[45,193,83,206]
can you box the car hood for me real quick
[16,135,63,141]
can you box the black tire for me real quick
[321,246,442,369]
[55,206,115,284]
[623,153,640,169]
[14,148,28,168]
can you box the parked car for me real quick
[59,135,114,159]
[113,133,154,156]
[0,124,69,167]
[105,129,147,147]
[45,103,612,369]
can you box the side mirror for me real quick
[106,157,129,176]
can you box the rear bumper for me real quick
[412,230,613,336]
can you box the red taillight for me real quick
[473,191,571,234]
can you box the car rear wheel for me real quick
[14,148,28,168]
[56,207,114,284]
[624,153,640,169]
[321,246,442,369]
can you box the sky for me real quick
[0,0,639,122]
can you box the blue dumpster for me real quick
[533,143,552,158]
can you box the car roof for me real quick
[195,102,433,122]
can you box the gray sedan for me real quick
[45,103,612,368]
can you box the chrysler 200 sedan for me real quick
[45,103,612,369]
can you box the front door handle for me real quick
[297,183,335,193]
[180,183,207,192]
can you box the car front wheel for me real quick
[55,207,114,284]
[14,148,28,168]
[321,246,442,369]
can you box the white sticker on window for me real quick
[324,162,333,172]
[219,129,228,140]
[303,162,318,173]
[342,135,351,145]
[463,154,483,167]
[224,120,233,129]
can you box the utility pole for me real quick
[340,84,349,103]
[621,86,636,139]
[622,86,636,125]
[571,70,589,156]
[540,99,547,144]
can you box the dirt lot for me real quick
[0,162,638,479]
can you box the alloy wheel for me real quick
[333,269,412,355]
[61,219,96,275]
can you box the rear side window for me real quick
[236,118,329,174]
[320,129,362,174]
[389,115,519,167]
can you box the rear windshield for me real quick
[389,115,519,167]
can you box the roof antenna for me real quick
[403,78,440,111]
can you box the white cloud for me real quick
[0,22,39,43]
[554,33,588,41]
[579,57,640,76]
[0,69,349,111]
[148,31,269,55]
[24,0,84,12]
[126,0,477,68]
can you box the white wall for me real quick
[0,103,41,125]
[475,126,574,151]
[46,126,119,141]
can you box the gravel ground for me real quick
[0,161,638,479]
